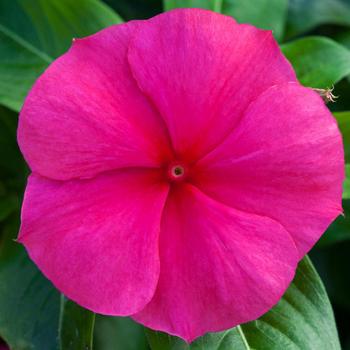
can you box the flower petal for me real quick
[194,83,344,258]
[18,22,172,181]
[18,170,169,315]
[133,184,298,342]
[128,8,296,161]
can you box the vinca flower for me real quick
[17,9,344,342]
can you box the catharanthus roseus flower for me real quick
[17,9,344,342]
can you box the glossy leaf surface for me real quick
[282,36,350,87]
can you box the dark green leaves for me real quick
[164,0,222,11]
[94,316,150,350]
[286,0,350,38]
[59,297,96,350]
[222,0,288,41]
[163,0,288,40]
[0,222,60,350]
[0,0,122,111]
[146,327,249,350]
[281,36,350,87]
[146,256,341,350]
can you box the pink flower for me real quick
[17,9,344,342]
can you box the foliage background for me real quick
[0,0,350,349]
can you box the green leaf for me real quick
[0,0,122,112]
[343,165,350,199]
[286,0,350,38]
[59,297,95,350]
[163,0,223,12]
[334,111,350,163]
[94,316,150,350]
[146,256,340,350]
[222,0,288,41]
[0,220,61,350]
[281,36,350,87]
[163,0,288,40]
[146,328,249,350]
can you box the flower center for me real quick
[167,163,186,181]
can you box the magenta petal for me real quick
[133,184,298,342]
[18,22,172,181]
[194,83,344,258]
[18,170,169,314]
[128,8,296,161]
